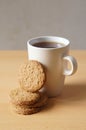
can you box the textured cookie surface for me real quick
[10,88,40,105]
[11,104,41,115]
[18,60,46,92]
[29,92,48,108]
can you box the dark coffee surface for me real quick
[33,41,64,48]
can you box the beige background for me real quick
[0,0,86,50]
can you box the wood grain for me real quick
[0,51,86,130]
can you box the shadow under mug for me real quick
[27,36,78,97]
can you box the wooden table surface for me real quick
[0,51,86,130]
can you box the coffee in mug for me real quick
[27,36,77,97]
[33,41,64,48]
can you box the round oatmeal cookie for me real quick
[29,92,48,108]
[9,88,40,106]
[11,104,41,115]
[18,60,46,92]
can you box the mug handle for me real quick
[63,56,78,76]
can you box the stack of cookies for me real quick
[10,60,48,115]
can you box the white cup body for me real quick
[27,36,77,97]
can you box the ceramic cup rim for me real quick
[27,36,70,50]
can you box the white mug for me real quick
[27,36,77,97]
